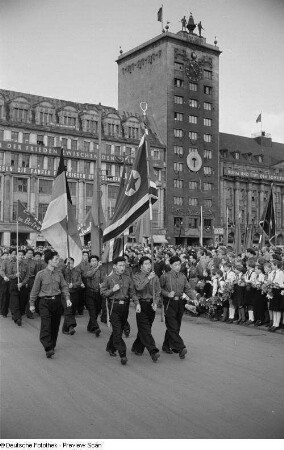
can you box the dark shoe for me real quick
[101,319,107,324]
[269,326,278,332]
[69,326,76,335]
[62,330,70,335]
[26,314,34,319]
[227,319,234,324]
[246,320,254,326]
[95,329,101,337]
[16,319,22,326]
[240,319,246,324]
[221,317,228,322]
[108,350,117,357]
[179,348,188,360]
[265,321,273,328]
[162,346,173,354]
[46,350,55,358]
[235,319,242,324]
[124,331,130,338]
[120,356,128,365]
[132,349,143,356]
[151,352,160,362]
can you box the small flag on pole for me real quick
[157,6,163,22]
[17,200,42,232]
[256,113,262,123]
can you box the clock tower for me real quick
[117,14,221,245]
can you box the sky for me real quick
[0,0,283,143]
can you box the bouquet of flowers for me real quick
[222,281,234,302]
[261,281,280,299]
[207,296,223,315]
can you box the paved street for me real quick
[1,307,284,439]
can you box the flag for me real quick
[259,185,277,244]
[41,149,82,266]
[103,130,158,243]
[256,113,262,123]
[17,200,42,232]
[157,6,163,22]
[78,210,92,236]
[90,166,106,256]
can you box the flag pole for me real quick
[92,111,102,258]
[16,201,20,290]
[200,205,203,246]
[60,146,71,260]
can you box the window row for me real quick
[174,113,212,126]
[174,129,213,142]
[174,216,212,229]
[173,162,213,175]
[174,63,213,79]
[174,180,213,190]
[174,96,212,111]
[173,197,213,207]
[174,79,213,95]
[174,146,212,159]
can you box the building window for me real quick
[174,179,183,189]
[0,129,4,140]
[71,139,77,151]
[39,111,53,125]
[204,218,212,227]
[37,134,44,145]
[204,102,212,111]
[63,116,76,127]
[189,115,198,124]
[189,181,198,190]
[189,131,198,141]
[174,217,183,227]
[39,179,52,194]
[174,78,184,88]
[257,155,263,163]
[151,150,160,160]
[108,185,119,200]
[12,202,27,221]
[105,144,112,155]
[38,204,48,222]
[114,145,121,157]
[23,133,30,143]
[70,159,77,172]
[204,150,212,159]
[68,182,76,197]
[189,147,198,154]
[188,197,198,206]
[173,162,183,172]
[85,119,98,133]
[189,99,198,108]
[174,62,184,71]
[174,196,183,205]
[11,131,19,142]
[174,146,183,156]
[14,108,28,122]
[61,138,68,149]
[188,218,198,228]
[37,155,44,169]
[83,161,91,173]
[0,151,4,164]
[174,95,183,104]
[14,177,28,193]
[47,136,55,147]
[204,166,212,175]
[204,118,212,127]
[21,154,30,168]
[204,199,212,208]
[204,70,213,79]
[127,126,138,139]
[204,86,212,95]
[11,153,19,167]
[84,141,90,151]
[174,129,183,138]
[189,83,198,91]
[204,134,212,143]
[174,112,183,122]
[204,182,212,191]
[234,152,240,160]
[86,184,93,198]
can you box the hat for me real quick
[170,255,181,265]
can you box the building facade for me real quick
[0,89,166,247]
[117,14,221,245]
[220,131,284,245]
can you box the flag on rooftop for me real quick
[41,149,82,266]
[256,113,262,123]
[157,6,163,22]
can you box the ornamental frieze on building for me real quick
[121,50,162,75]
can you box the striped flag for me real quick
[103,130,158,243]
[41,149,82,266]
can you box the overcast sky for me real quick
[0,0,283,143]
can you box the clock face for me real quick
[185,61,202,81]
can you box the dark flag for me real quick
[157,6,163,22]
[103,130,158,243]
[259,185,276,244]
[17,200,42,232]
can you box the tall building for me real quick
[117,14,221,245]
[0,89,166,247]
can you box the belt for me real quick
[42,295,59,300]
[112,299,129,304]
[173,296,182,301]
[139,298,153,303]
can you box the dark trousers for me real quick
[85,288,101,332]
[0,279,10,316]
[253,293,267,322]
[70,290,80,316]
[77,287,85,314]
[106,303,129,356]
[163,298,186,352]
[123,320,131,335]
[39,295,63,352]
[20,285,34,317]
[9,280,24,323]
[100,296,107,322]
[131,302,158,355]
[62,300,77,333]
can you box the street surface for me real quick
[1,307,284,439]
